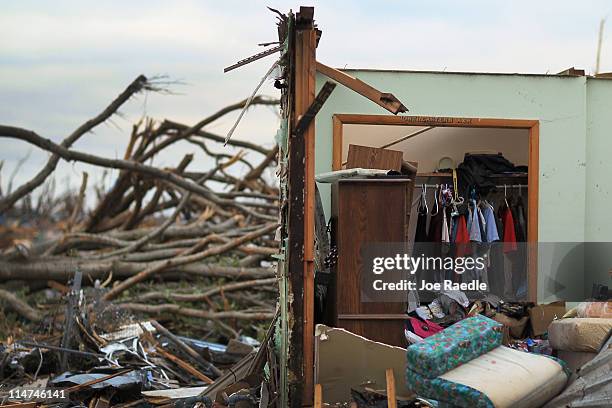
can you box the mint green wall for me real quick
[314,70,604,301]
[586,77,612,241]
[585,78,612,293]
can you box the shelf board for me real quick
[416,172,528,179]
[417,172,452,177]
[488,173,528,178]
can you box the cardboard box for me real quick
[493,313,529,343]
[528,301,566,336]
[549,317,612,352]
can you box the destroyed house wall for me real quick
[313,70,612,301]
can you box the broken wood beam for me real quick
[386,368,397,408]
[154,345,214,384]
[293,81,336,137]
[65,369,134,393]
[315,61,408,114]
[224,45,283,73]
[314,384,323,408]
[151,320,222,378]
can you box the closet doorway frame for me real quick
[331,114,539,302]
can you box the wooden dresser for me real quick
[330,177,413,347]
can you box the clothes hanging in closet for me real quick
[482,203,500,243]
[500,204,517,253]
[441,208,450,244]
[454,214,470,257]
[428,207,444,242]
[511,195,528,298]
[512,196,527,243]
[467,201,483,243]
[415,200,429,242]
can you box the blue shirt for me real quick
[483,204,500,242]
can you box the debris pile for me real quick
[1,309,278,406]
[0,75,281,406]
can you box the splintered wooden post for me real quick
[289,6,317,406]
[60,268,82,371]
[386,368,397,408]
[314,384,323,408]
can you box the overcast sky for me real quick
[1,0,611,197]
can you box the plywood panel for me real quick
[346,144,403,171]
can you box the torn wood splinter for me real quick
[315,61,408,114]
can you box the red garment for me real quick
[454,214,470,257]
[502,206,518,253]
[407,317,443,338]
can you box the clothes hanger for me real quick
[451,169,464,206]
[420,184,428,213]
[431,184,439,216]
[504,184,510,209]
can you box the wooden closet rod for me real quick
[415,184,528,189]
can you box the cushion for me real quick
[406,314,503,378]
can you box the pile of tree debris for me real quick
[0,75,281,407]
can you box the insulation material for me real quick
[142,387,208,399]
[548,318,612,352]
[315,168,389,183]
[440,346,568,408]
[99,321,156,341]
[314,324,414,403]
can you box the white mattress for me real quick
[440,346,567,408]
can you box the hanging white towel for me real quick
[442,209,450,243]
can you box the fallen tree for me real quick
[0,259,275,282]
[0,74,280,341]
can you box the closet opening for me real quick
[330,114,539,306]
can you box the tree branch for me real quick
[102,223,277,300]
[0,125,276,221]
[134,277,277,302]
[0,75,149,214]
[118,303,274,321]
[0,288,42,322]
